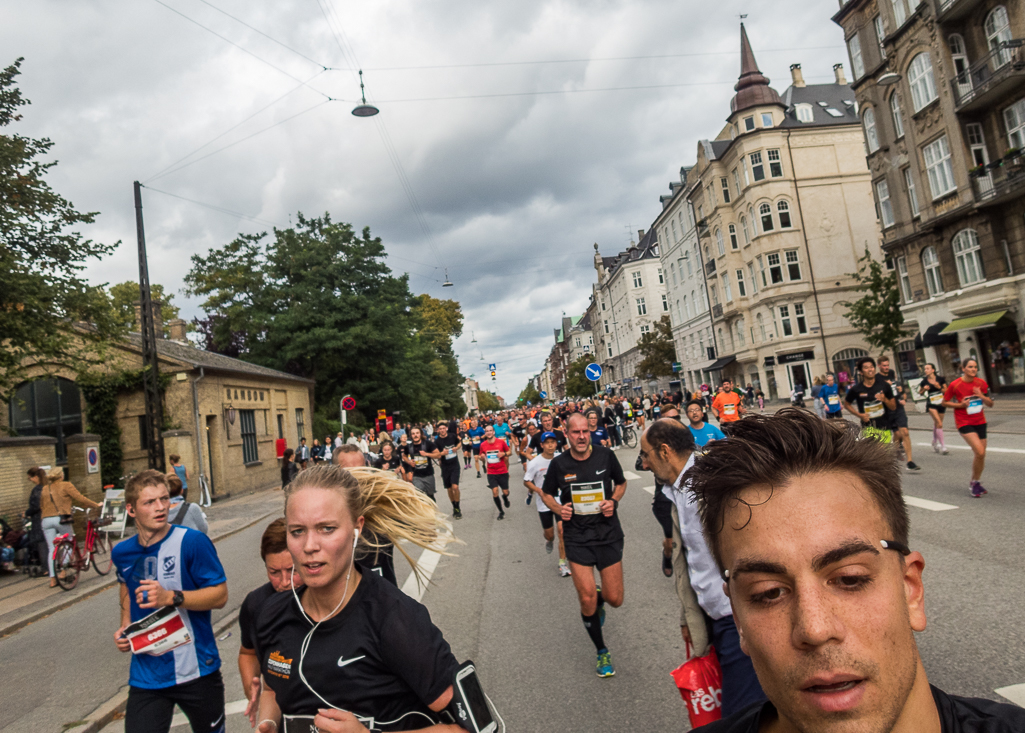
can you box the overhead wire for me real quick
[194,0,331,69]
[141,184,281,226]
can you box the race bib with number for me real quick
[827,394,840,407]
[413,454,428,467]
[446,447,456,458]
[928,393,943,405]
[967,397,984,415]
[723,403,736,416]
[486,451,500,464]
[124,605,193,656]
[472,437,481,445]
[570,482,605,515]
[865,401,884,419]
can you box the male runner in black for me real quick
[433,422,463,519]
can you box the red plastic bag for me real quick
[671,644,723,727]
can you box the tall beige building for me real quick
[674,25,882,398]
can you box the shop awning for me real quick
[916,322,958,348]
[707,355,737,371]
[940,311,1007,334]
[691,359,718,371]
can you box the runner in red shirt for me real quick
[479,424,512,520]
[942,357,994,498]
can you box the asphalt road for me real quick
[2,426,1023,732]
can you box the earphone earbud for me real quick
[353,528,360,548]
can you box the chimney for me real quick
[833,63,847,85]
[638,229,645,241]
[168,318,188,342]
[790,63,806,88]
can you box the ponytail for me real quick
[284,464,459,587]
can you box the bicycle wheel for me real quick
[54,540,80,591]
[91,533,114,576]
[623,427,638,449]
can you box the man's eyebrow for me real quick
[732,559,789,577]
[812,540,879,572]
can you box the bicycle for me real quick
[52,507,115,591]
[620,420,638,449]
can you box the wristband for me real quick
[612,499,619,510]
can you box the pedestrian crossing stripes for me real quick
[622,471,641,481]
[904,495,958,512]
[641,485,656,495]
[995,683,1025,707]
[401,549,442,602]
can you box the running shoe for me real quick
[932,440,940,454]
[941,448,949,455]
[497,511,506,520]
[970,481,987,498]
[545,538,554,554]
[453,508,462,520]
[596,650,615,678]
[558,560,571,577]
[907,461,921,472]
[526,493,533,506]
[477,471,482,478]
[503,495,510,508]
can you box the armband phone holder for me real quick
[442,660,498,733]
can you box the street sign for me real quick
[87,446,99,474]
[488,363,496,371]
[539,391,548,399]
[342,395,357,411]
[672,362,681,373]
[585,363,602,382]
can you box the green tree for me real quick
[407,294,466,420]
[841,248,911,363]
[477,389,500,413]
[564,355,595,398]
[635,315,677,378]
[0,58,120,402]
[518,379,540,405]
[107,281,182,337]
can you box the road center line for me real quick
[995,683,1025,707]
[402,549,441,602]
[904,495,958,512]
[915,442,1025,455]
[622,471,641,481]
[641,485,655,495]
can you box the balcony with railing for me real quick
[704,258,717,276]
[951,40,1025,112]
[936,0,986,23]
[971,149,1025,206]
[711,303,723,320]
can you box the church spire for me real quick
[731,23,783,115]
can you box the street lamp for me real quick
[443,268,454,287]
[351,70,380,117]
[877,72,901,86]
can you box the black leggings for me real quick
[126,670,225,733]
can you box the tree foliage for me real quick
[841,248,911,358]
[107,281,182,337]
[476,389,500,413]
[518,379,541,405]
[635,315,677,378]
[184,212,465,423]
[0,58,120,402]
[564,355,595,398]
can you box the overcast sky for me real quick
[5,0,849,402]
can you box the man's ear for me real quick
[125,502,135,518]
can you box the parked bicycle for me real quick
[52,507,114,591]
[619,419,639,449]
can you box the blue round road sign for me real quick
[585,363,603,382]
[539,391,548,399]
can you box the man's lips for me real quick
[799,674,867,713]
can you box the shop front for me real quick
[777,349,816,396]
[941,311,1024,392]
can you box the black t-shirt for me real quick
[541,446,626,546]
[845,380,895,430]
[240,581,277,650]
[433,434,461,462]
[403,441,437,477]
[374,454,403,472]
[510,425,527,450]
[529,431,567,454]
[922,374,948,407]
[878,368,908,413]
[699,686,1025,732]
[254,568,458,729]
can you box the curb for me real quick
[74,609,242,733]
[0,508,279,640]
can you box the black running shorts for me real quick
[539,510,558,530]
[126,670,225,733]
[440,460,460,489]
[958,423,987,439]
[565,540,624,571]
[486,473,510,491]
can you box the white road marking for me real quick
[402,549,441,602]
[904,495,958,512]
[641,485,655,495]
[995,683,1025,707]
[622,471,641,481]
[171,699,247,727]
[915,442,1025,455]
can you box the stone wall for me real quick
[0,436,57,530]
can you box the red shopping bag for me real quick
[671,643,723,727]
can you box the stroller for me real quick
[790,385,806,408]
[1,516,47,576]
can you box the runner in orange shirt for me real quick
[711,378,746,424]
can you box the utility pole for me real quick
[135,181,165,471]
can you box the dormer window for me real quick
[795,104,814,122]
[761,112,773,127]
[744,116,755,131]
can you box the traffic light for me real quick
[490,370,496,377]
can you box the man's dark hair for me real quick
[856,356,876,372]
[685,399,705,412]
[645,418,696,455]
[688,408,907,572]
[260,518,288,560]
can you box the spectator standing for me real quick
[311,439,324,463]
[322,437,333,464]
[24,467,47,573]
[810,377,825,419]
[42,467,101,587]
[297,438,310,469]
[169,454,189,502]
[280,449,298,490]
[166,474,209,533]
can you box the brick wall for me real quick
[0,436,57,530]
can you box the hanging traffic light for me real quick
[490,370,496,377]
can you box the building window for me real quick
[794,303,808,334]
[922,245,944,296]
[720,177,731,203]
[748,262,759,294]
[716,229,725,256]
[749,206,756,234]
[295,408,305,441]
[767,149,783,177]
[952,229,985,286]
[908,53,937,112]
[736,269,747,297]
[636,297,647,315]
[876,179,894,228]
[686,255,693,276]
[710,284,719,306]
[750,152,765,181]
[848,33,864,80]
[729,224,739,249]
[601,300,607,311]
[723,272,733,302]
[923,135,956,199]
[8,377,82,464]
[757,312,767,341]
[896,256,913,303]
[277,413,284,439]
[768,253,784,284]
[736,320,746,346]
[796,104,814,123]
[662,294,669,312]
[741,216,750,244]
[608,345,614,358]
[890,94,904,138]
[777,200,792,228]
[240,409,259,464]
[138,415,150,451]
[658,267,664,284]
[632,271,643,288]
[786,250,802,280]
[986,7,1013,65]
[604,320,609,334]
[760,202,775,232]
[732,168,741,196]
[779,305,793,337]
[758,255,768,287]
[761,112,773,128]
[640,324,651,334]
[744,116,755,131]
[1004,98,1025,149]
[892,0,907,26]
[864,108,880,152]
[874,15,887,58]
[670,262,677,287]
[682,295,688,319]
[903,168,920,217]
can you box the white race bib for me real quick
[827,394,840,407]
[413,454,428,467]
[486,450,500,465]
[124,606,193,656]
[723,402,736,416]
[928,393,943,405]
[571,481,605,515]
[967,397,984,415]
[865,401,884,419]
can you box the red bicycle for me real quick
[53,507,115,590]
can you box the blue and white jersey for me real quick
[493,423,510,440]
[113,525,227,689]
[688,422,726,448]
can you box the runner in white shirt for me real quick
[523,432,571,577]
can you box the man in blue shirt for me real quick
[818,372,844,420]
[112,470,228,733]
[686,399,726,447]
[467,417,487,478]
